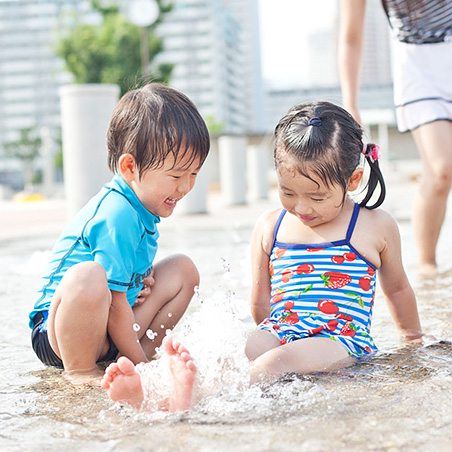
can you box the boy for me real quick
[29,83,210,384]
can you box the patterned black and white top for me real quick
[382,0,452,44]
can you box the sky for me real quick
[258,0,337,86]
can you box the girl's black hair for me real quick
[273,101,386,209]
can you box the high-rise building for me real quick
[154,0,264,134]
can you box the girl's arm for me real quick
[338,0,366,122]
[108,291,148,364]
[250,211,276,325]
[377,213,423,342]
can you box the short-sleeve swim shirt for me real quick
[29,174,160,328]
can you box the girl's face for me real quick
[276,157,359,228]
[120,151,202,218]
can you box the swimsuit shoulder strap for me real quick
[272,209,287,249]
[346,203,360,242]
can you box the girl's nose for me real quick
[295,199,312,215]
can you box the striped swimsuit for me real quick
[257,204,378,358]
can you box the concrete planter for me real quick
[59,84,120,217]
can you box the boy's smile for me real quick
[121,152,202,218]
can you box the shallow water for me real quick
[1,206,452,452]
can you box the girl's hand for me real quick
[134,270,155,306]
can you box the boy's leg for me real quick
[132,254,199,358]
[47,261,112,380]
[249,337,355,385]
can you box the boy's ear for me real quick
[118,154,137,181]
[348,168,364,192]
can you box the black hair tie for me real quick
[307,117,322,127]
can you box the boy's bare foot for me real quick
[162,335,197,412]
[101,336,197,412]
[101,357,144,408]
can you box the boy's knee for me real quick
[175,254,200,287]
[61,261,109,303]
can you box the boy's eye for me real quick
[312,198,324,202]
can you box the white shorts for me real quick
[392,40,452,132]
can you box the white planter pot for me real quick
[59,84,120,217]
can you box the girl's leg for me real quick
[411,120,452,274]
[47,261,112,382]
[132,254,199,359]
[102,336,197,412]
[245,329,281,360]
[249,337,355,385]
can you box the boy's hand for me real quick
[134,270,155,306]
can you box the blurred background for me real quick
[0,0,416,201]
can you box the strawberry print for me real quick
[321,271,352,289]
[273,324,280,330]
[318,299,339,315]
[340,322,357,337]
[281,269,294,283]
[306,247,326,252]
[284,300,295,310]
[272,288,285,303]
[367,266,375,276]
[269,261,274,277]
[280,337,287,345]
[343,252,357,262]
[359,275,372,291]
[296,263,315,275]
[331,255,345,264]
[274,248,286,259]
[281,311,299,325]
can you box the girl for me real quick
[102,101,423,410]
[246,101,422,383]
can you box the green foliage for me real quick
[4,127,41,163]
[204,115,225,137]
[57,0,174,95]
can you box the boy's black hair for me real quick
[107,83,210,176]
[274,101,385,209]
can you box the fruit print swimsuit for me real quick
[258,203,378,358]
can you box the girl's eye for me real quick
[312,198,324,202]
[282,192,293,197]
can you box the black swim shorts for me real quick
[31,311,118,368]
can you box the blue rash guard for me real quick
[29,174,160,328]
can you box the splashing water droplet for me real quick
[146,329,157,340]
[133,323,140,332]
[160,324,165,329]
[168,313,173,318]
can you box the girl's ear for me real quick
[118,154,137,182]
[348,168,364,192]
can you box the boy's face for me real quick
[125,151,202,218]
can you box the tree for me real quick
[3,127,42,190]
[57,0,173,95]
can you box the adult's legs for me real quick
[411,120,452,274]
[132,254,199,359]
[47,261,112,382]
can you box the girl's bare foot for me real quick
[101,357,144,408]
[162,335,197,412]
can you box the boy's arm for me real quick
[108,290,148,364]
[338,0,366,122]
[377,214,423,342]
[250,211,276,325]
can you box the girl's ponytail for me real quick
[359,143,386,209]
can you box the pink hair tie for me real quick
[362,143,380,163]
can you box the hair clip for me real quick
[362,143,380,163]
[307,117,322,127]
